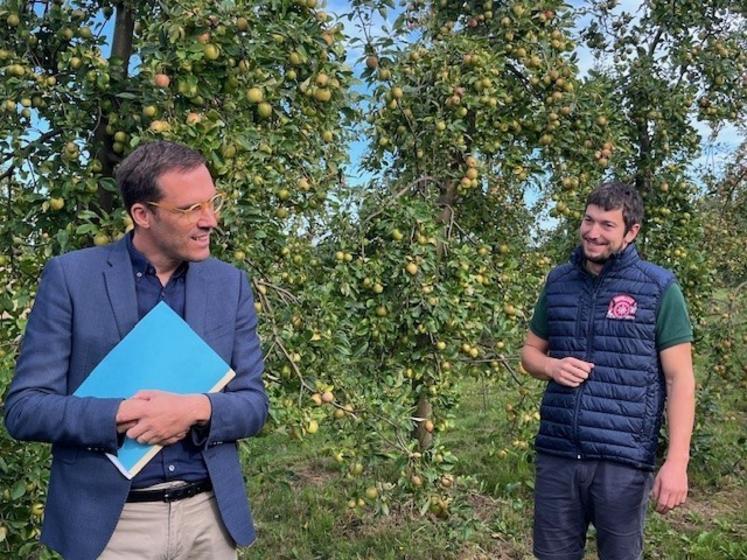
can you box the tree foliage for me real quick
[700,138,747,286]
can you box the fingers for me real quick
[567,357,594,373]
[160,432,188,446]
[117,392,195,445]
[125,418,189,445]
[551,358,594,387]
[656,489,674,514]
[115,398,148,424]
[125,418,163,443]
[126,424,183,446]
[564,359,593,384]
[133,431,187,446]
[126,421,147,442]
[116,421,137,434]
[650,474,663,511]
[566,365,589,383]
[657,488,686,514]
[651,473,687,515]
[651,473,661,499]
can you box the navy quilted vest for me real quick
[534,244,675,470]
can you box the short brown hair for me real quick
[116,141,206,214]
[586,181,644,232]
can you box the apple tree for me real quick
[698,139,747,388]
[291,0,640,517]
[0,0,354,555]
[700,139,747,287]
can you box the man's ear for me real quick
[130,203,152,229]
[625,222,641,244]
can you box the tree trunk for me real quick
[413,178,458,451]
[94,2,135,212]
[414,394,433,450]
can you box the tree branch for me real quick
[94,2,136,213]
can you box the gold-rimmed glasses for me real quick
[146,193,225,224]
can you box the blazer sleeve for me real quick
[3,258,122,453]
[199,270,269,445]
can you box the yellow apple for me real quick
[257,102,272,118]
[246,87,263,103]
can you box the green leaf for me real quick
[10,480,25,500]
[99,177,117,192]
[75,224,98,235]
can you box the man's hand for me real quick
[651,459,688,514]
[115,391,211,446]
[521,332,593,387]
[546,357,594,387]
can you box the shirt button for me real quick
[168,464,175,472]
[136,272,142,278]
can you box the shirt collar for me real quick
[126,231,188,280]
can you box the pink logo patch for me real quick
[607,294,637,320]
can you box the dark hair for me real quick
[116,141,206,214]
[586,181,644,232]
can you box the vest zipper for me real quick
[572,274,601,458]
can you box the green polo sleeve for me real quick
[529,287,549,340]
[656,283,694,350]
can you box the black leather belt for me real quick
[126,479,212,503]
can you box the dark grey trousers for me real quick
[533,453,654,560]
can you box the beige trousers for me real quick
[99,483,237,560]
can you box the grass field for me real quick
[240,355,746,559]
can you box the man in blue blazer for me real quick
[4,141,268,559]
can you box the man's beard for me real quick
[582,244,623,264]
[585,253,610,264]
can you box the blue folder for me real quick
[73,302,235,479]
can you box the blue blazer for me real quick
[4,237,268,560]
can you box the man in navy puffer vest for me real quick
[521,182,695,560]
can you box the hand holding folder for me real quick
[116,389,211,446]
[73,302,235,479]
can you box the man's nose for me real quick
[196,206,218,228]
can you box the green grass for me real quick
[240,432,484,559]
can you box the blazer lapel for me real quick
[185,262,208,339]
[103,237,139,339]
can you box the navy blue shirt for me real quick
[126,232,209,488]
